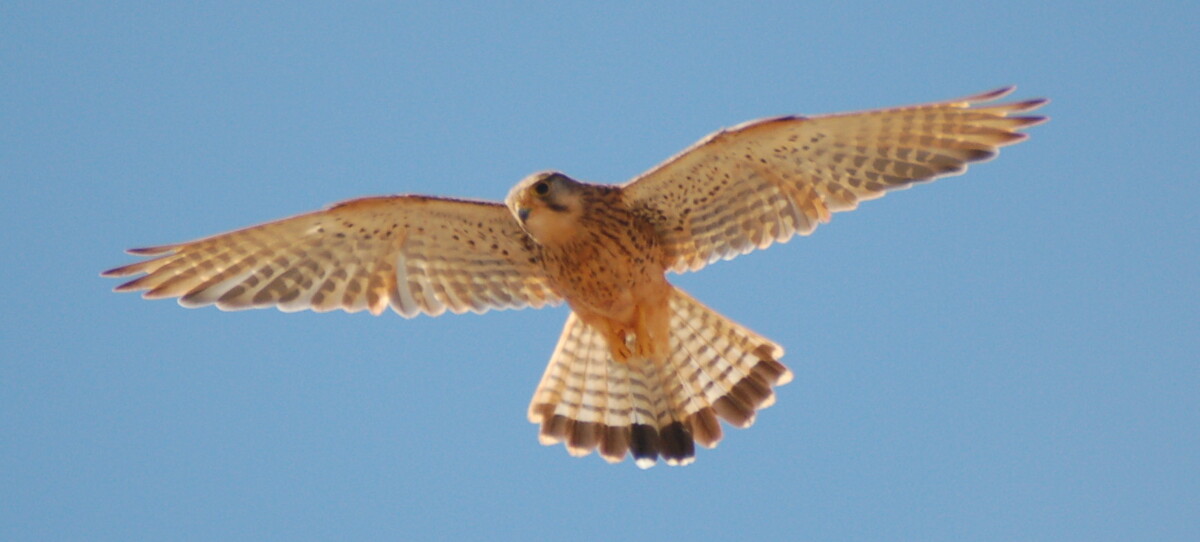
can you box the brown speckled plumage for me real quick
[104,88,1047,467]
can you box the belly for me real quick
[541,230,667,323]
[537,218,673,362]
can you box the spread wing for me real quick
[622,87,1048,273]
[103,195,561,316]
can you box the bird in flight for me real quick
[104,87,1047,468]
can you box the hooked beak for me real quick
[517,207,530,223]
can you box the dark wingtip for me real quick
[973,86,1016,102]
[963,147,999,163]
[103,245,177,278]
[1016,115,1050,128]
[112,277,147,292]
[1010,97,1050,112]
[127,245,176,255]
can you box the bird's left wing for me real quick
[103,195,560,316]
[622,87,1048,273]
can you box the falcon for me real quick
[104,87,1048,468]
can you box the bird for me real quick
[104,87,1048,468]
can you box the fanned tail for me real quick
[528,288,792,467]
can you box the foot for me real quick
[601,326,633,363]
[611,341,633,364]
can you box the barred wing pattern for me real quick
[103,196,560,316]
[623,87,1048,273]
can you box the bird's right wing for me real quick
[103,195,561,317]
[622,87,1048,273]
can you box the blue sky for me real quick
[3,2,1197,540]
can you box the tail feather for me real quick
[565,335,611,456]
[644,358,695,467]
[528,287,792,467]
[598,359,632,463]
[528,312,589,445]
[627,358,664,468]
[670,289,792,429]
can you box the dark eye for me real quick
[533,181,550,196]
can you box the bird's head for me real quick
[505,171,586,245]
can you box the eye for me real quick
[533,181,550,196]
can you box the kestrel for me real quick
[104,87,1047,468]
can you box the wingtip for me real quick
[952,86,1016,105]
[969,92,1050,129]
[127,245,176,255]
[979,85,1017,101]
[110,277,147,292]
[104,246,171,277]
[1020,114,1051,128]
[101,262,139,278]
[953,86,1052,111]
[1009,97,1050,113]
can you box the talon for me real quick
[612,342,633,363]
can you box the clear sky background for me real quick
[3,2,1197,540]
